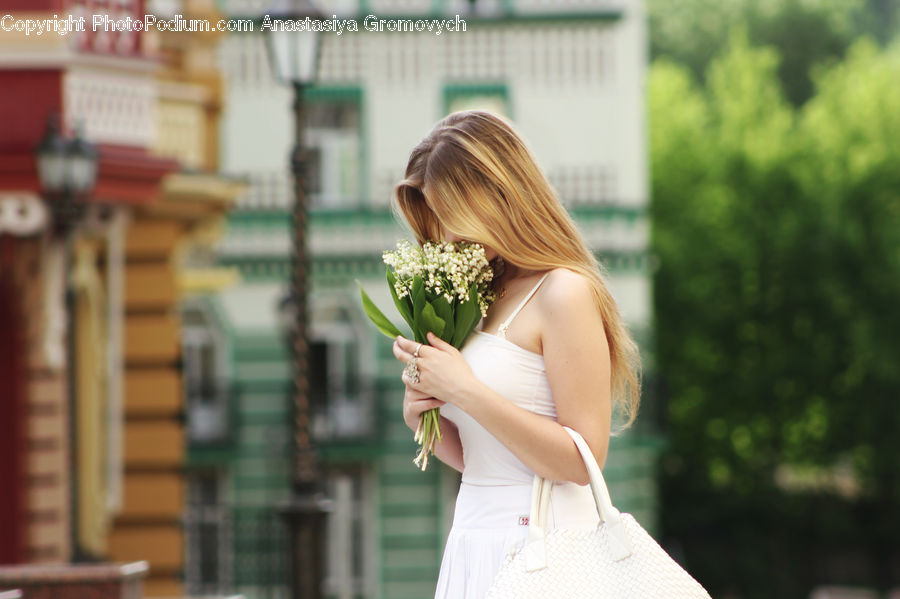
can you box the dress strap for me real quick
[497,272,551,339]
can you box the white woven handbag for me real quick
[485,427,712,599]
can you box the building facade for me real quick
[0,0,240,596]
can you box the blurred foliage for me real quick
[647,0,899,104]
[650,31,900,597]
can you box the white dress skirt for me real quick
[434,273,601,598]
[434,480,600,599]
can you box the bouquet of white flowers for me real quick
[358,239,498,469]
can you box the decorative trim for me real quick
[92,145,180,206]
[0,193,48,237]
[162,172,249,203]
[64,68,156,148]
[489,11,623,24]
[145,172,246,229]
[233,10,622,25]
[40,239,66,371]
[178,268,242,293]
[221,247,654,282]
[303,86,363,103]
[442,82,511,119]
[105,209,128,514]
[0,48,159,73]
[220,203,651,279]
[227,203,646,226]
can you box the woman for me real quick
[391,110,642,598]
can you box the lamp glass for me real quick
[37,151,67,192]
[67,137,99,193]
[264,0,323,84]
[267,28,320,84]
[36,130,69,193]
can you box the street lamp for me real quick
[34,112,98,562]
[264,2,330,598]
[265,0,323,86]
[35,114,98,235]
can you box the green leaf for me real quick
[430,294,455,342]
[357,281,402,340]
[451,305,473,347]
[386,269,414,330]
[462,283,485,346]
[449,283,481,347]
[410,276,426,343]
[420,301,447,341]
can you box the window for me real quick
[309,306,373,441]
[303,88,363,209]
[182,307,232,445]
[323,467,375,599]
[185,470,232,596]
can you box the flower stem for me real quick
[413,407,442,471]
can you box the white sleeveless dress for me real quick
[435,272,601,599]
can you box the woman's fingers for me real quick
[402,394,445,431]
[392,337,412,362]
[395,336,427,389]
[409,398,445,415]
[404,386,432,401]
[394,334,434,362]
[425,331,455,352]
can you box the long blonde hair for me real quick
[393,110,642,432]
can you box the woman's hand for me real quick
[392,331,479,408]
[402,384,465,473]
[401,385,445,433]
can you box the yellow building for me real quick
[0,1,242,596]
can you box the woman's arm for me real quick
[432,417,464,472]
[440,269,612,484]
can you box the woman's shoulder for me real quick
[538,267,595,307]
[535,267,599,327]
[535,268,605,355]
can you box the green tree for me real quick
[796,37,900,500]
[652,30,801,496]
[647,0,892,105]
[650,33,900,596]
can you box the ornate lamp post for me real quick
[35,114,98,235]
[34,113,98,561]
[264,2,330,598]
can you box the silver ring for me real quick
[403,356,420,384]
[414,343,423,358]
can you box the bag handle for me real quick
[522,426,633,571]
